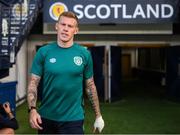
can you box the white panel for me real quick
[16,40,27,103]
[0,65,16,82]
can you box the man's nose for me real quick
[63,25,68,31]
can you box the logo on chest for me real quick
[49,58,56,63]
[73,56,83,66]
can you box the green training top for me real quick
[31,42,93,121]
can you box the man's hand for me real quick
[29,109,43,130]
[3,102,15,119]
[93,116,105,133]
[3,102,11,114]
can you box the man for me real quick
[0,102,19,134]
[27,11,104,134]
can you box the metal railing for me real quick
[0,0,42,70]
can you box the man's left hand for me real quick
[93,116,105,133]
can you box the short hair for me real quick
[58,11,79,27]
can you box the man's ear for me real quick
[55,23,58,31]
[74,27,79,35]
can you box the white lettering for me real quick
[133,4,146,18]
[97,4,111,19]
[161,4,173,18]
[74,5,84,19]
[147,4,159,18]
[110,4,122,18]
[84,4,96,19]
[73,3,174,21]
[123,4,132,18]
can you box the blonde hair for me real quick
[58,11,79,27]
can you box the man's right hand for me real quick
[29,109,43,130]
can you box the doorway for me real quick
[121,54,131,78]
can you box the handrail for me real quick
[0,0,42,71]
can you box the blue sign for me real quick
[43,0,180,24]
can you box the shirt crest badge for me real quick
[74,56,82,66]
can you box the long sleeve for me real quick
[0,117,19,130]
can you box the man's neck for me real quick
[57,40,73,48]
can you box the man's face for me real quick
[56,16,78,43]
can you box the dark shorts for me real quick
[38,117,84,134]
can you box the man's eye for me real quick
[68,25,74,28]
